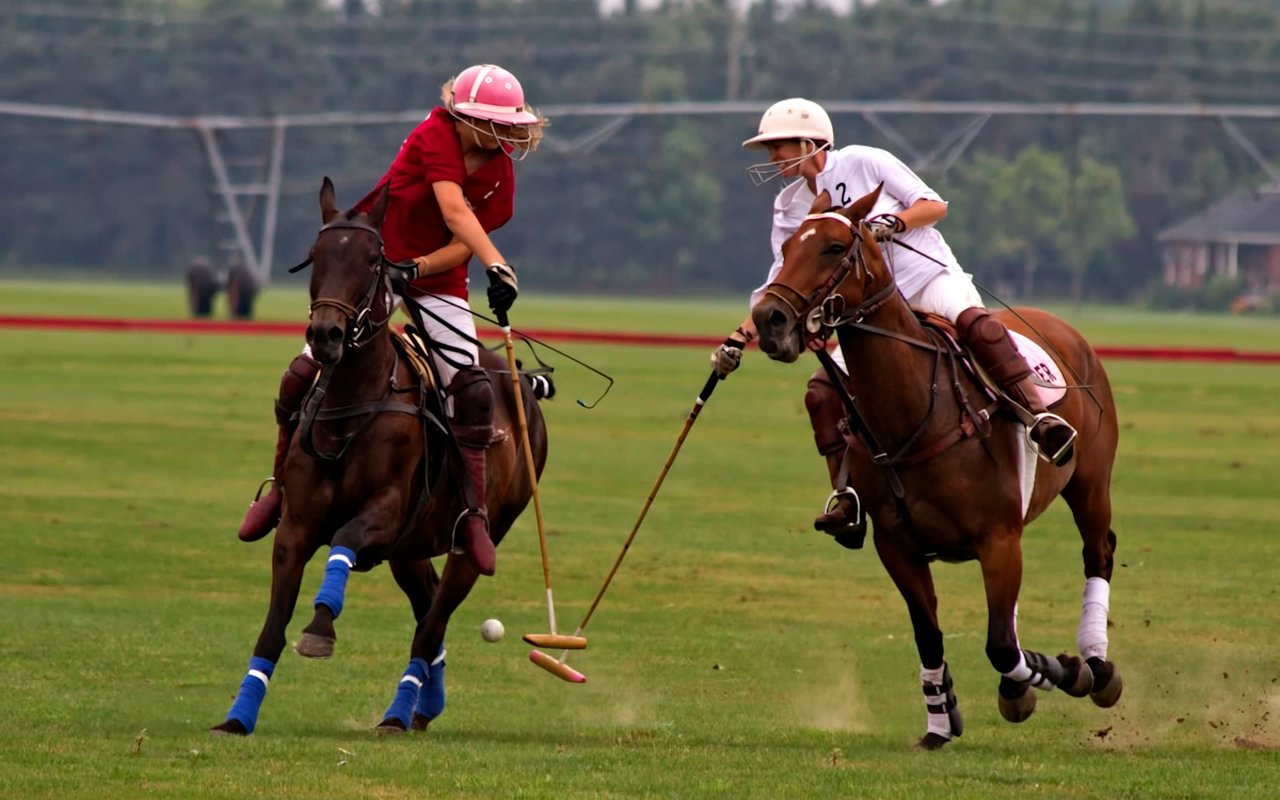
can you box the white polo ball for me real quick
[480,618,505,643]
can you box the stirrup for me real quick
[449,509,472,554]
[821,487,862,529]
[1026,412,1077,466]
[449,508,487,553]
[250,477,277,503]
[816,487,868,550]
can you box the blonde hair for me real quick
[440,78,547,153]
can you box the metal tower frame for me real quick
[2,98,1277,286]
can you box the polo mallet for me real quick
[529,370,722,683]
[488,274,587,654]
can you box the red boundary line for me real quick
[3,313,1279,364]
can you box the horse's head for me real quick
[301,177,392,365]
[752,184,893,363]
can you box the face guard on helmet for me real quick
[742,98,834,186]
[446,64,545,160]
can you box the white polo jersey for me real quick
[750,145,965,307]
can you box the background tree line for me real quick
[1,0,1277,303]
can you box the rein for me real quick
[789,213,994,498]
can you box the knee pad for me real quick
[804,371,846,457]
[956,308,1028,385]
[446,368,494,447]
[275,353,320,426]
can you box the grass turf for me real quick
[1,281,1278,798]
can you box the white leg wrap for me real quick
[1002,651,1055,692]
[1077,577,1111,661]
[920,664,953,738]
[1003,650,1033,683]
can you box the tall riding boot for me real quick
[805,370,866,548]
[448,368,497,576]
[237,353,320,542]
[956,308,1077,467]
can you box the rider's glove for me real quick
[867,213,906,242]
[710,337,745,379]
[485,263,519,315]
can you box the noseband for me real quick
[762,212,898,343]
[289,219,419,351]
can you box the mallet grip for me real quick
[700,370,721,400]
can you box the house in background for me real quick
[1157,182,1280,294]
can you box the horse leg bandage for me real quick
[1003,650,1064,691]
[225,656,275,734]
[382,657,429,728]
[313,546,356,618]
[1077,577,1111,661]
[921,663,961,739]
[414,646,447,721]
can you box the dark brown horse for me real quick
[212,178,548,735]
[751,185,1122,749]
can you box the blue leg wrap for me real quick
[382,658,428,728]
[225,656,276,734]
[415,647,447,722]
[313,545,356,618]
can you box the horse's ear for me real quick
[807,189,833,215]
[319,176,340,224]
[842,182,884,224]
[368,182,391,230]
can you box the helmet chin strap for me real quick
[745,139,829,186]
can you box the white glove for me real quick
[710,337,744,378]
[867,213,905,242]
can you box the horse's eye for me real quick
[825,244,847,256]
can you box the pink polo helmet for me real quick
[450,64,539,126]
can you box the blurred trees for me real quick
[0,0,1276,302]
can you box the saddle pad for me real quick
[1010,331,1067,408]
[393,328,436,391]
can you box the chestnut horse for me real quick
[213,178,548,736]
[751,186,1122,749]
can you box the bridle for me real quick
[289,218,419,351]
[762,212,898,345]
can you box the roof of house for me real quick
[1157,182,1280,245]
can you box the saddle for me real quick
[914,310,1067,410]
[392,327,437,393]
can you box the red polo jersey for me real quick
[356,106,515,299]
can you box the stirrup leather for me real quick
[821,486,862,529]
[1027,412,1077,465]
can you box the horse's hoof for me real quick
[294,632,336,659]
[997,678,1037,723]
[375,718,408,736]
[1056,653,1095,698]
[210,719,249,736]
[1087,657,1124,708]
[915,732,951,750]
[410,713,431,732]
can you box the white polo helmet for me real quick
[742,98,834,149]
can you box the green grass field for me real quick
[1,281,1278,799]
